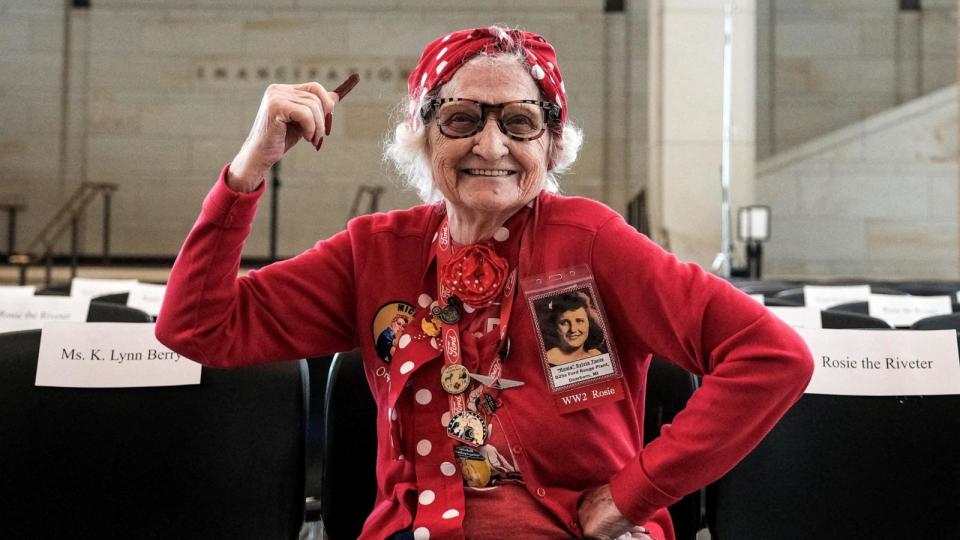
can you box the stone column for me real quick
[647,0,756,269]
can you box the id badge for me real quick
[522,265,626,414]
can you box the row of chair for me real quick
[5,281,959,538]
[0,326,309,539]
[0,316,696,539]
[732,279,960,298]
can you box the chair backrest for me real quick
[92,292,130,304]
[304,355,335,509]
[36,283,71,295]
[825,301,868,314]
[706,392,960,539]
[762,297,801,307]
[911,312,960,330]
[770,287,804,305]
[730,280,798,296]
[886,281,960,297]
[0,329,308,539]
[320,349,378,540]
[820,310,892,329]
[644,357,702,540]
[87,300,152,322]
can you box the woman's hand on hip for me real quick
[578,484,642,540]
[228,75,357,192]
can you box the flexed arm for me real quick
[229,75,359,192]
[156,76,362,367]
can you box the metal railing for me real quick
[0,198,26,258]
[10,181,117,286]
[348,185,384,221]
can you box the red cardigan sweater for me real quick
[156,166,814,539]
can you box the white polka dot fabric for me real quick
[407,27,569,125]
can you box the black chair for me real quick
[825,301,868,315]
[304,355,335,524]
[911,312,960,330]
[88,300,152,322]
[763,297,801,307]
[36,283,71,295]
[885,281,960,297]
[729,280,798,296]
[820,310,892,329]
[706,391,960,539]
[93,292,130,304]
[320,349,378,540]
[644,357,702,540]
[0,329,309,539]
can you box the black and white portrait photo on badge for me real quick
[532,287,609,366]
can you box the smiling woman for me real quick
[385,44,583,208]
[156,23,814,540]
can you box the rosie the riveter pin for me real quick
[372,301,416,363]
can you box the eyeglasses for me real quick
[419,98,561,141]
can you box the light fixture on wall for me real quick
[737,205,771,279]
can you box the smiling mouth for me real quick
[461,168,516,177]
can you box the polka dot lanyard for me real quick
[434,216,520,447]
[403,203,539,539]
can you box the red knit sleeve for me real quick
[592,214,814,525]
[155,163,358,367]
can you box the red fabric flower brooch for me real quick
[439,243,508,308]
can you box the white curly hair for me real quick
[384,28,583,203]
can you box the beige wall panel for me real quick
[866,220,958,262]
[1,0,620,261]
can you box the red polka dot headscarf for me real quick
[407,26,568,126]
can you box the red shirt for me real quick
[156,165,814,539]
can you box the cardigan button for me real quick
[512,445,523,454]
[535,487,546,497]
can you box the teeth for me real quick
[463,169,514,177]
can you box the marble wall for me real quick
[757,86,958,279]
[1,0,956,278]
[0,0,615,258]
[756,0,957,160]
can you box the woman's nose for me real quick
[471,115,509,161]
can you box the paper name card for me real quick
[797,328,960,396]
[36,322,201,388]
[0,285,36,297]
[126,283,166,317]
[71,277,138,298]
[802,284,871,311]
[0,296,91,332]
[868,293,952,327]
[749,294,764,303]
[768,306,822,329]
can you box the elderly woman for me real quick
[156,26,813,540]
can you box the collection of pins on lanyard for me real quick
[436,295,524,447]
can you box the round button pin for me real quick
[440,364,470,395]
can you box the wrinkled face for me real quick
[556,307,589,352]
[427,59,551,219]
